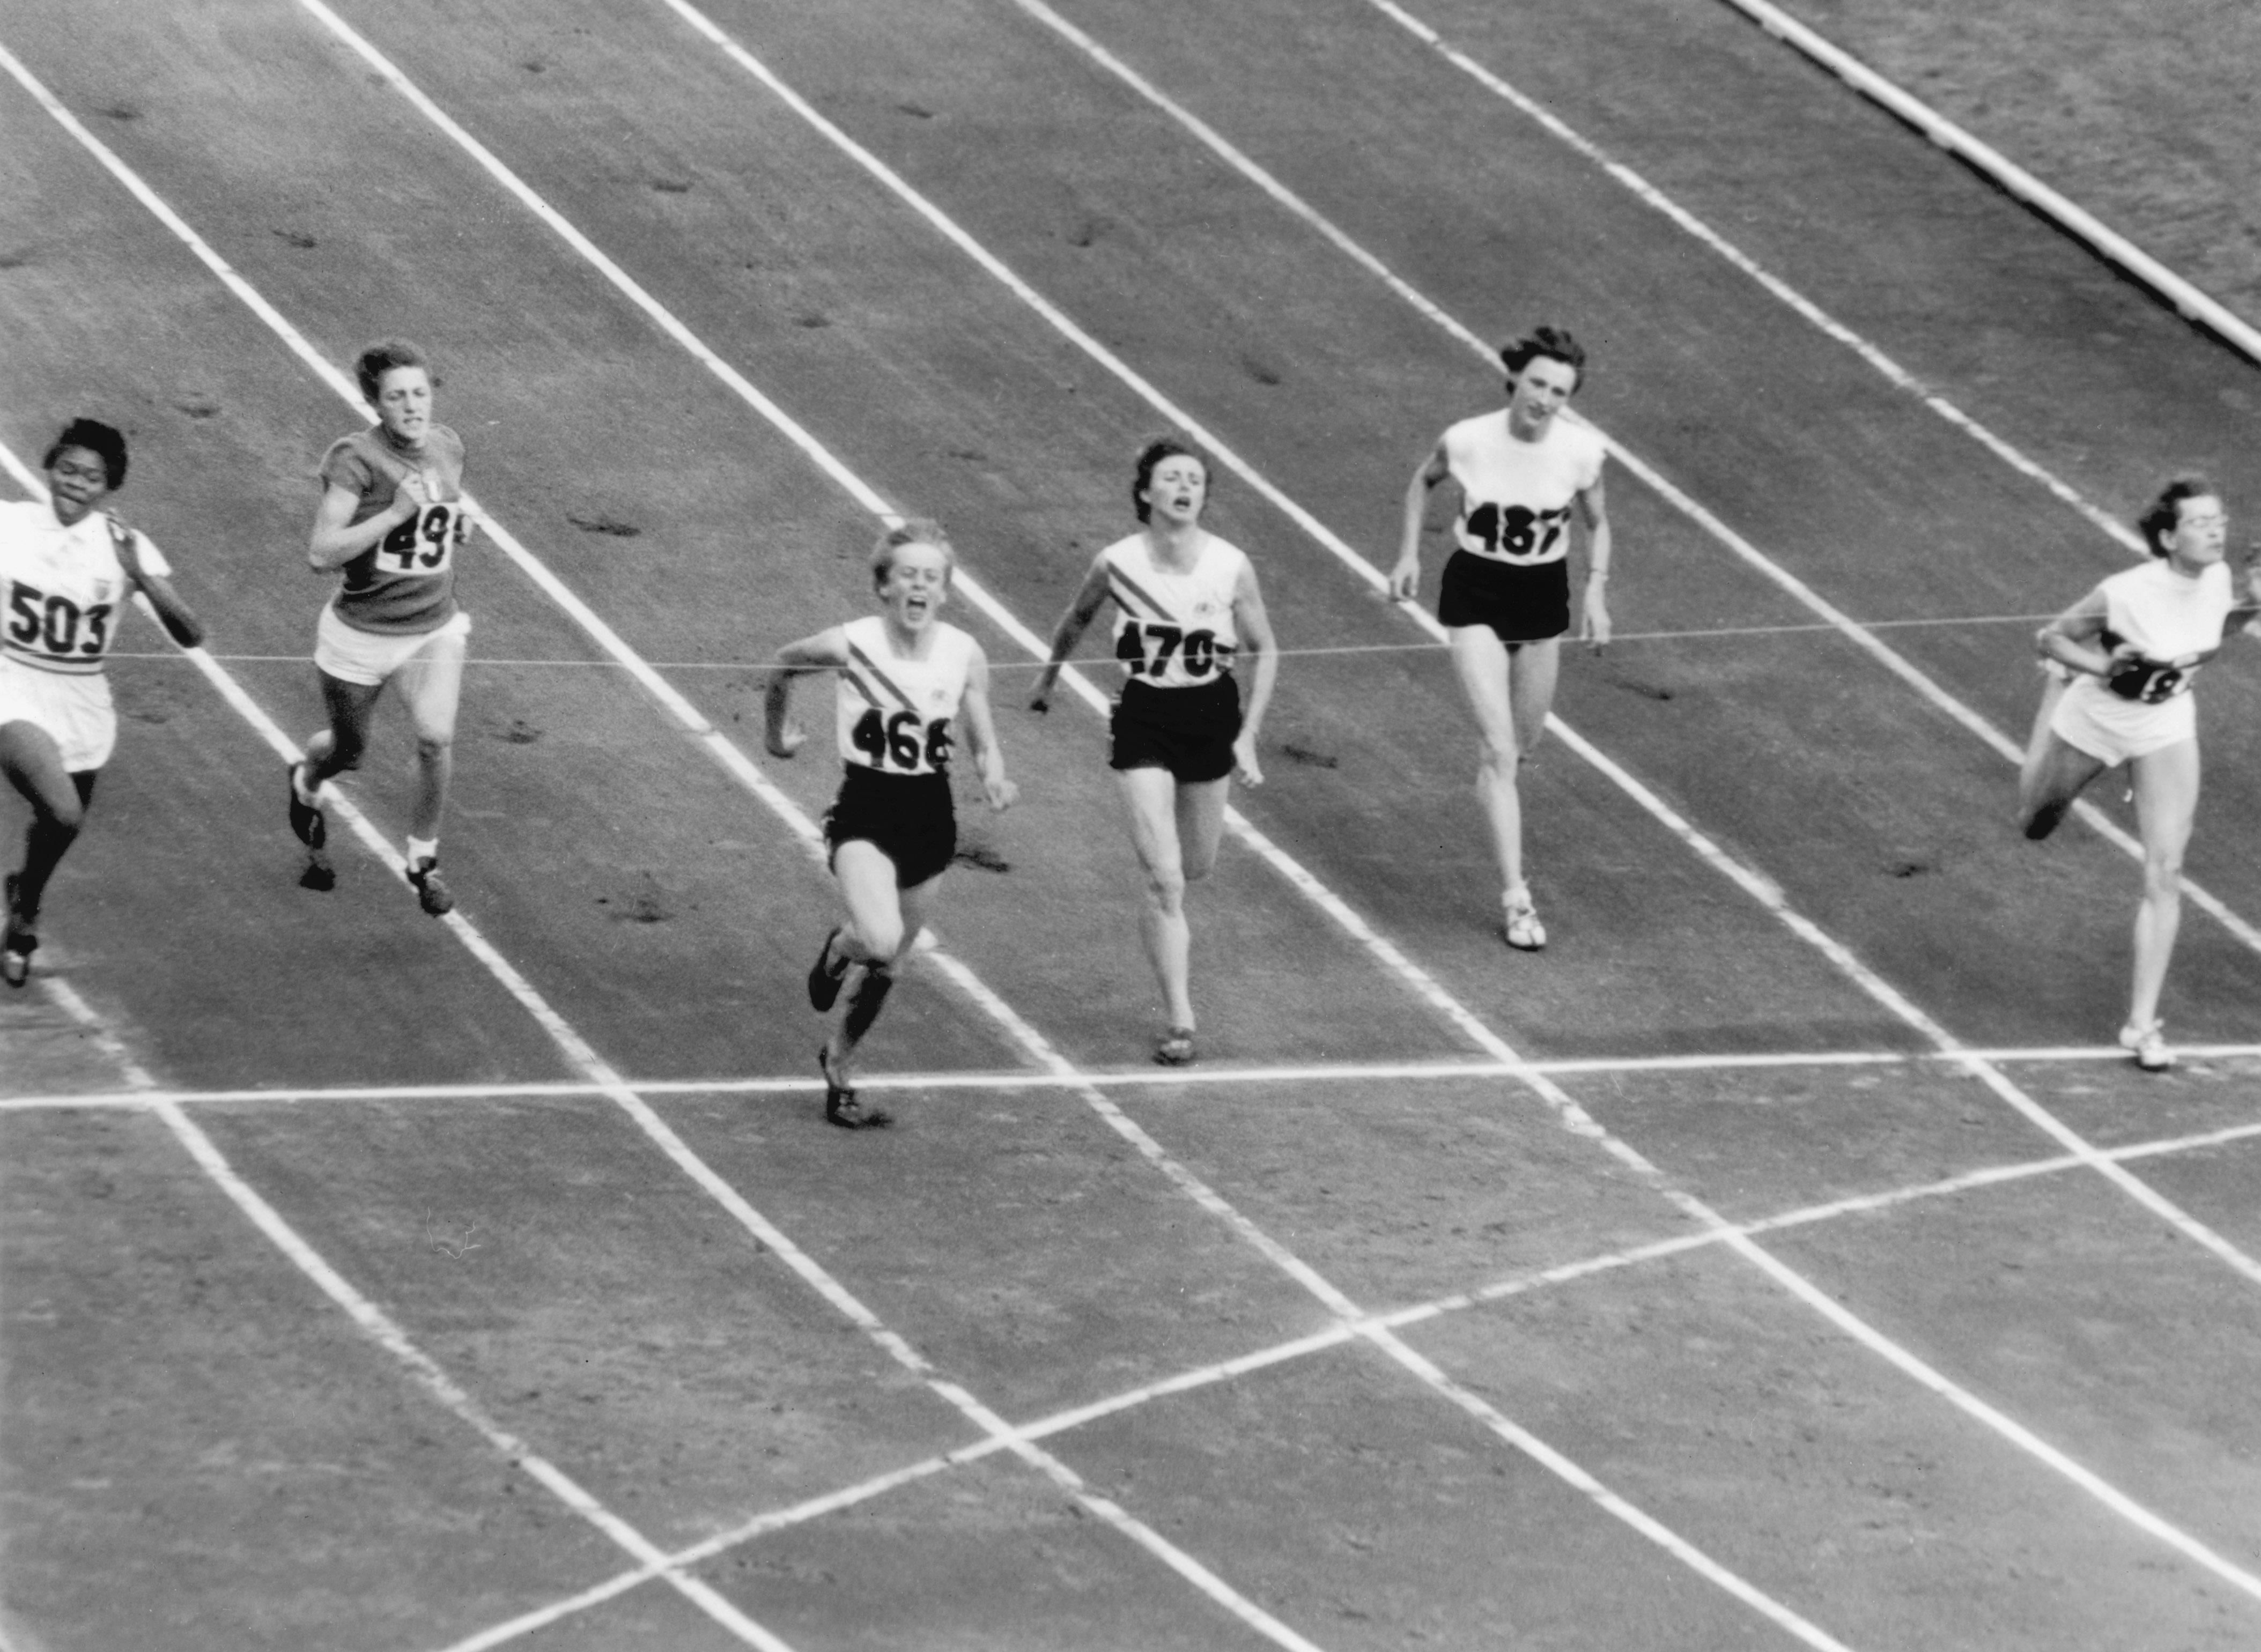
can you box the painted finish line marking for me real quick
[8,1042,2259,1113]
[433,1116,2258,1652]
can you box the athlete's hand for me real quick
[388,472,428,521]
[1387,558,1420,603]
[984,774,1019,812]
[1232,734,1265,788]
[1579,583,1613,651]
[104,515,147,586]
[765,722,806,760]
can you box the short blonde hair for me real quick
[870,518,955,590]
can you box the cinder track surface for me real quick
[5,2,2261,1648]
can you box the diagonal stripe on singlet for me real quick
[845,640,917,711]
[1107,564,1177,625]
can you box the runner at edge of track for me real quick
[2019,475,2261,1071]
[1,418,204,988]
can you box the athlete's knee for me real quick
[1140,859,1188,913]
[855,915,907,961]
[2142,846,2186,895]
[414,732,453,765]
[1477,740,1520,786]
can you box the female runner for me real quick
[286,339,476,915]
[1389,325,1613,950]
[1029,436,1277,1066]
[1,419,203,986]
[2018,476,2261,1071]
[766,521,1016,1128]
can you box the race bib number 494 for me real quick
[378,500,467,574]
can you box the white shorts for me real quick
[0,658,116,772]
[2050,677,2196,767]
[315,604,471,687]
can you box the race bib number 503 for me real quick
[5,580,112,661]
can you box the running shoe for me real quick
[2118,1019,2173,1073]
[2,873,33,989]
[820,1041,892,1129]
[406,856,455,917]
[1153,1026,1196,1066]
[1502,890,1547,952]
[286,760,327,850]
[807,927,849,1012]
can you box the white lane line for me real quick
[17,917,796,1652]
[9,1040,2261,1114]
[653,0,2261,1292]
[1344,1,2141,535]
[1711,0,2261,364]
[0,468,1317,1652]
[43,7,1857,1637]
[108,2,2261,1623]
[0,453,807,1652]
[668,0,2261,1281]
[1010,0,2261,961]
[449,1098,2261,1652]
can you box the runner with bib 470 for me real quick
[1030,436,1277,1067]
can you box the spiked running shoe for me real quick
[2118,1019,2173,1073]
[820,1042,892,1129]
[406,856,455,917]
[1153,1026,1196,1066]
[1502,890,1547,952]
[807,927,849,1012]
[286,760,327,850]
[2,874,34,989]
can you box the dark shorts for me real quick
[1110,676,1242,784]
[824,765,957,889]
[1437,550,1568,644]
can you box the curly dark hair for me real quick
[1498,325,1588,392]
[43,418,128,490]
[2136,475,2218,559]
[353,338,435,407]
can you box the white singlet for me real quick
[1442,411,1606,566]
[833,614,974,778]
[0,502,174,771]
[1101,531,1246,689]
[2052,559,2237,762]
[0,502,169,676]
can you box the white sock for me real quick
[407,836,438,868]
